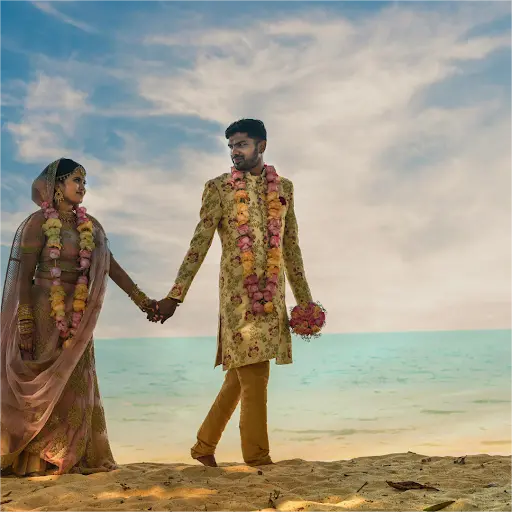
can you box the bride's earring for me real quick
[54,188,64,204]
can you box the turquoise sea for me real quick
[94,330,511,464]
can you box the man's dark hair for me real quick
[225,119,267,141]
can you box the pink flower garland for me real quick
[41,201,94,346]
[231,165,283,315]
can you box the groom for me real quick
[151,119,313,467]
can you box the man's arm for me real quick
[282,180,313,306]
[167,179,222,302]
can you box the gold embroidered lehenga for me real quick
[1,161,116,475]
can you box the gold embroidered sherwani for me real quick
[168,169,312,371]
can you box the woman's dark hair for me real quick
[55,158,83,181]
[225,119,267,141]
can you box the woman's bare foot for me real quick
[196,455,218,467]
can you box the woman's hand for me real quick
[19,329,35,360]
[141,299,158,316]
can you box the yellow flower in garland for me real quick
[40,202,95,344]
[268,208,282,220]
[44,227,61,238]
[264,301,274,313]
[266,265,280,277]
[237,211,249,224]
[268,199,282,211]
[47,238,63,249]
[77,220,93,232]
[43,218,62,230]
[234,190,249,201]
[50,285,65,296]
[237,202,249,214]
[73,299,86,312]
[267,248,281,267]
[242,259,253,275]
[79,238,96,251]
[80,231,94,243]
[50,297,65,307]
[74,283,89,301]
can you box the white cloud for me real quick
[6,74,89,162]
[31,2,96,33]
[3,4,510,338]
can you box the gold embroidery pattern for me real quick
[12,234,116,473]
[168,173,312,370]
[68,404,82,430]
[76,436,86,460]
[91,405,106,433]
[47,431,69,460]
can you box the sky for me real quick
[1,1,510,339]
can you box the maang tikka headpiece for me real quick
[56,165,87,182]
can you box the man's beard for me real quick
[233,150,259,170]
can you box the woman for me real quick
[1,158,155,476]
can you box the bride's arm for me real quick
[108,253,154,312]
[17,212,45,355]
[90,215,155,313]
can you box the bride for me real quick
[1,158,155,475]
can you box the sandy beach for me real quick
[1,452,510,511]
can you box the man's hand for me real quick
[147,298,179,324]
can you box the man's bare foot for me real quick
[196,455,218,467]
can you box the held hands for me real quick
[147,298,179,324]
[129,284,179,324]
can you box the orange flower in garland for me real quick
[231,165,283,315]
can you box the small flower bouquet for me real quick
[289,301,327,341]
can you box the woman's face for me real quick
[56,168,86,206]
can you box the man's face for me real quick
[228,132,263,171]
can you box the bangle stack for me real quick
[18,304,35,335]
[130,284,152,312]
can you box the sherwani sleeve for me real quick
[167,179,222,302]
[282,180,313,306]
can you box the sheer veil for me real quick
[1,159,111,468]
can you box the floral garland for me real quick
[41,201,95,347]
[289,302,327,341]
[231,165,283,315]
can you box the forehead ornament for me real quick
[56,165,87,182]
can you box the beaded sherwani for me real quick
[168,170,312,371]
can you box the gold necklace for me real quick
[58,210,76,223]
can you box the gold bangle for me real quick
[18,304,34,321]
[18,322,34,335]
[130,284,151,311]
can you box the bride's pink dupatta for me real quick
[1,160,111,471]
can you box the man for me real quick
[150,119,313,467]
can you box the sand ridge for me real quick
[1,453,510,511]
